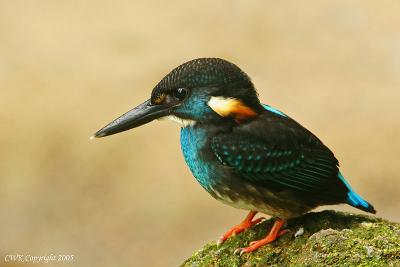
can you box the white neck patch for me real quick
[158,115,196,127]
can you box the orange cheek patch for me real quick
[231,104,257,121]
[208,97,257,122]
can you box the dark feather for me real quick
[211,111,348,204]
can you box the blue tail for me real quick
[338,172,376,214]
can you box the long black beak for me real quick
[91,99,170,138]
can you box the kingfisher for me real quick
[92,58,376,254]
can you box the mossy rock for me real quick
[182,210,400,267]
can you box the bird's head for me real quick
[93,58,263,138]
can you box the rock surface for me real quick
[181,210,400,267]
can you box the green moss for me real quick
[181,211,400,267]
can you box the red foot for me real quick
[234,219,287,255]
[217,211,264,246]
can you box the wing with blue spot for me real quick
[211,112,349,202]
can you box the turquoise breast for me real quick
[180,126,215,190]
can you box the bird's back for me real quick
[180,108,374,218]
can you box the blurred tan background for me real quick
[1,1,399,266]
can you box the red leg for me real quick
[234,218,287,255]
[217,211,264,246]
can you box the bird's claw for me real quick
[249,241,257,246]
[234,247,250,256]
[234,225,289,255]
[233,248,243,255]
[258,217,266,223]
[217,212,264,248]
[216,237,224,247]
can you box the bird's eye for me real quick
[172,88,188,101]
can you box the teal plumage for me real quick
[177,103,375,219]
[93,58,376,253]
[180,126,213,190]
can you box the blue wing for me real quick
[210,107,375,213]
